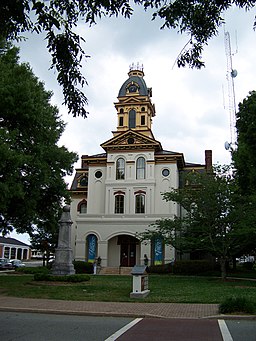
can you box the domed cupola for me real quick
[118,63,151,97]
[113,63,156,138]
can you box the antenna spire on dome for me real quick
[129,62,144,72]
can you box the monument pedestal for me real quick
[52,247,75,275]
[52,205,75,275]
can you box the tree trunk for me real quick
[232,256,237,270]
[220,257,227,280]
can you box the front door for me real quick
[120,243,136,267]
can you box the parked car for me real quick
[0,258,13,270]
[9,259,26,269]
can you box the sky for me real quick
[8,5,256,244]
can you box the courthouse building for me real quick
[70,65,212,271]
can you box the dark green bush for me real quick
[17,266,50,275]
[34,273,90,282]
[73,261,93,274]
[34,273,51,281]
[148,263,173,274]
[241,262,254,270]
[219,296,255,314]
[173,260,215,275]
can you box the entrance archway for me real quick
[118,235,139,267]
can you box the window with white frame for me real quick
[116,158,125,180]
[135,194,145,213]
[136,157,146,179]
[115,195,124,214]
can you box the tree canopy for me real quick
[0,41,78,235]
[1,0,255,117]
[233,90,256,195]
[139,165,256,279]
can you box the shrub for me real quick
[17,266,50,275]
[34,273,90,282]
[241,262,254,271]
[173,260,215,275]
[73,261,93,274]
[34,273,51,281]
[219,296,255,314]
[148,263,173,274]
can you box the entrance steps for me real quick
[99,266,132,275]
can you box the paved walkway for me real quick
[0,296,221,319]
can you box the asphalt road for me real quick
[1,312,256,341]
[0,312,132,341]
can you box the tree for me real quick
[1,1,255,117]
[139,165,255,279]
[0,41,78,235]
[30,214,59,266]
[232,90,256,196]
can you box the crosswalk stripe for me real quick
[105,318,143,341]
[218,319,233,341]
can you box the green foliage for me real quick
[34,272,90,282]
[73,261,94,274]
[219,296,255,314]
[233,90,256,195]
[173,260,215,275]
[241,262,254,271]
[17,266,50,275]
[1,274,256,303]
[0,41,78,235]
[1,1,256,115]
[148,263,173,274]
[140,165,255,279]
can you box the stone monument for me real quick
[52,205,75,275]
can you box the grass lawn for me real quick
[0,273,256,304]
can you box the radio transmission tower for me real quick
[224,31,237,152]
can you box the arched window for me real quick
[77,200,87,213]
[129,109,136,128]
[116,158,125,180]
[136,157,146,179]
[135,194,145,213]
[80,203,87,213]
[86,234,98,263]
[79,176,88,187]
[115,195,124,214]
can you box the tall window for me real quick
[119,116,124,126]
[141,115,145,125]
[116,158,125,179]
[80,203,87,213]
[136,157,146,179]
[78,200,87,213]
[135,194,145,213]
[115,195,124,214]
[129,109,136,128]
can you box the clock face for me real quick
[128,84,137,92]
[127,137,134,144]
[80,176,88,186]
[95,170,102,179]
[162,169,170,177]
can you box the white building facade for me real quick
[70,65,211,269]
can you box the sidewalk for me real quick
[0,296,220,319]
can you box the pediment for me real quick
[101,130,162,152]
[115,96,148,106]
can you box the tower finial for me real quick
[129,62,143,72]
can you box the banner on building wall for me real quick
[87,235,97,263]
[154,237,163,265]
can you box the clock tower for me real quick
[113,63,155,139]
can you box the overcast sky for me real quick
[9,5,256,243]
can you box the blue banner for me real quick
[154,237,163,265]
[88,235,97,262]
